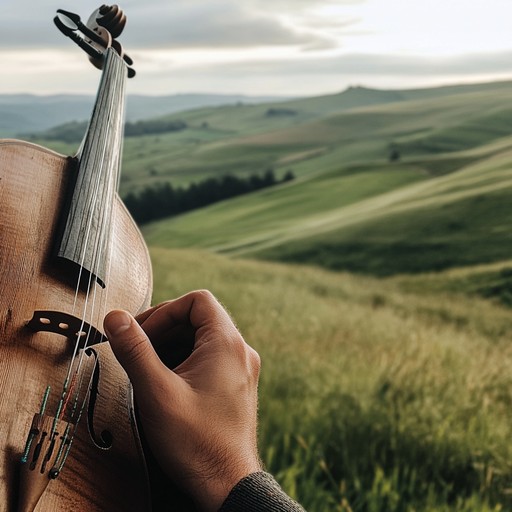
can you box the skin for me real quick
[103,289,263,512]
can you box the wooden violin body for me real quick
[0,140,153,511]
[0,7,201,511]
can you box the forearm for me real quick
[219,472,306,512]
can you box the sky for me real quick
[1,0,511,98]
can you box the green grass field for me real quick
[138,82,512,278]
[140,82,512,510]
[150,248,512,511]
[143,137,512,275]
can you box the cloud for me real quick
[0,0,345,50]
[138,49,512,96]
[1,0,511,96]
[184,50,512,78]
[121,2,336,49]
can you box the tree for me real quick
[124,169,290,225]
[388,143,400,162]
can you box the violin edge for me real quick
[0,139,74,160]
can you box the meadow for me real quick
[150,248,512,511]
[34,80,512,510]
[140,81,512,279]
[140,82,512,510]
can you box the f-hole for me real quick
[85,348,113,449]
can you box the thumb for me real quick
[104,310,166,391]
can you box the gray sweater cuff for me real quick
[219,471,306,511]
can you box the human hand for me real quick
[103,290,262,512]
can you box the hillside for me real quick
[150,247,512,511]
[116,81,511,191]
[139,81,512,276]
[0,92,286,136]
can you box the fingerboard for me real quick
[55,48,127,288]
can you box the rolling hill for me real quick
[133,81,512,276]
[150,247,512,510]
[0,92,286,136]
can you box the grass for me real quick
[124,82,512,278]
[252,148,512,275]
[149,247,512,511]
[392,261,512,308]
[143,136,512,278]
[142,161,428,250]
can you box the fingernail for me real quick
[104,310,132,337]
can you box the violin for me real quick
[0,6,193,511]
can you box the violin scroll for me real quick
[94,5,127,39]
[54,5,135,77]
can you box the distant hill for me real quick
[0,92,288,136]
[134,80,512,277]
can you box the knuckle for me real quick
[192,289,216,302]
[228,334,261,378]
[247,346,261,377]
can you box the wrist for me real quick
[194,457,263,512]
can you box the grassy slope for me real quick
[145,84,512,511]
[254,145,512,275]
[151,247,512,511]
[143,82,512,276]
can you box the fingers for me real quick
[111,290,249,387]
[140,290,238,345]
[103,291,264,510]
[104,310,173,392]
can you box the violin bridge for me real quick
[18,413,75,512]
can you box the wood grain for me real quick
[0,140,153,511]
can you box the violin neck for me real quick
[55,48,127,288]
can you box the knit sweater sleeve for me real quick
[218,472,306,512]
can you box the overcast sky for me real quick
[1,0,511,97]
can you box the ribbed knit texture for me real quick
[218,472,306,511]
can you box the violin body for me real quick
[0,7,199,511]
[0,140,153,511]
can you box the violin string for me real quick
[56,133,105,420]
[74,51,123,366]
[60,62,112,396]
[90,52,123,335]
[98,121,122,333]
[69,60,113,319]
[71,136,91,315]
[51,361,97,479]
[57,50,126,421]
[99,59,126,328]
[69,53,125,423]
[62,50,127,422]
[69,53,112,320]
[66,52,117,382]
